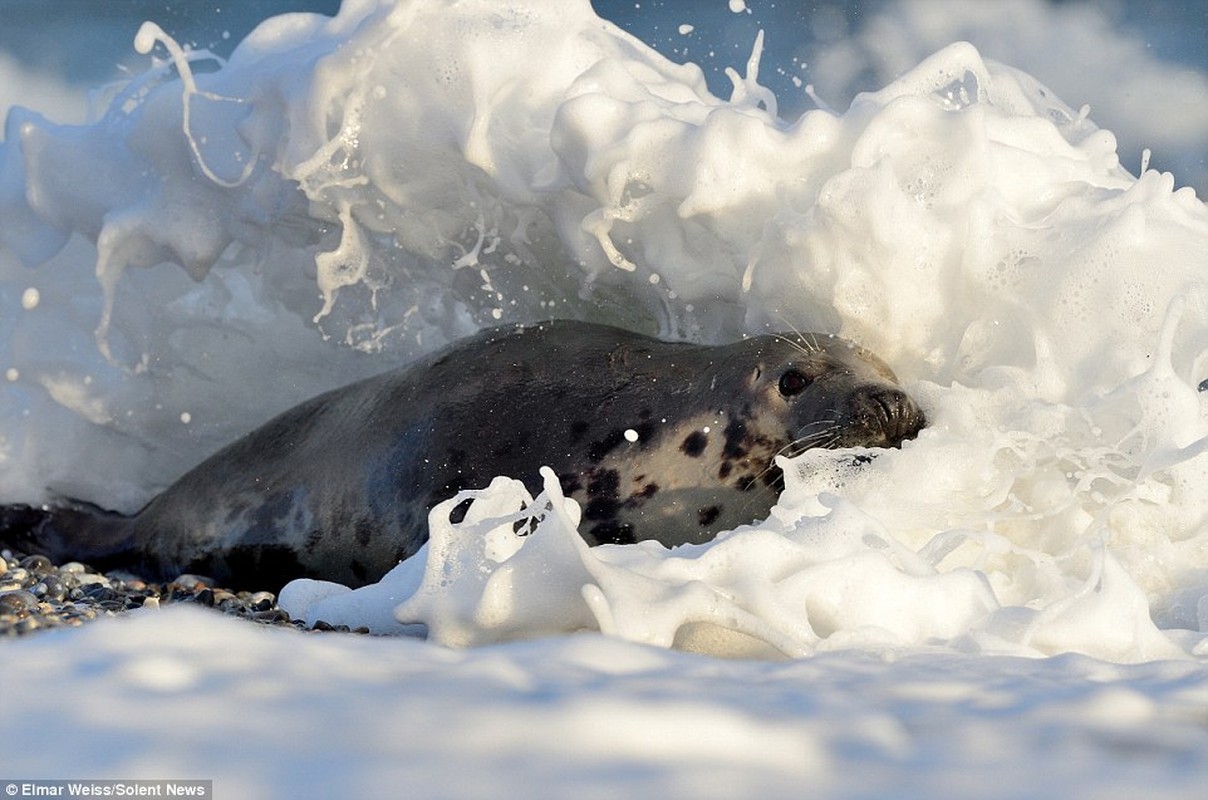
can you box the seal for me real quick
[2,320,925,589]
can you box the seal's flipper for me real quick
[0,501,136,571]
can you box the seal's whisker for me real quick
[780,437,838,460]
[770,332,810,358]
[783,317,825,356]
[791,416,842,433]
[729,426,851,523]
[769,329,821,358]
[776,428,841,459]
[740,427,841,497]
[775,316,826,355]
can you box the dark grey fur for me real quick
[3,320,925,589]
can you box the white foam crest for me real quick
[807,0,1208,193]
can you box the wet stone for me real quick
[253,609,291,624]
[19,554,54,575]
[173,574,212,591]
[34,575,68,602]
[249,592,275,613]
[0,590,41,615]
[83,584,117,602]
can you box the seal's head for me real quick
[575,327,926,547]
[741,333,925,454]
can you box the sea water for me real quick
[1,1,1207,796]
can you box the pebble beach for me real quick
[0,549,369,637]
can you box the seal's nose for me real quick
[848,386,926,448]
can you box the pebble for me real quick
[36,575,68,602]
[20,554,53,575]
[0,590,39,615]
[174,574,210,591]
[0,548,371,637]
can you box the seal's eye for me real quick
[778,369,810,397]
